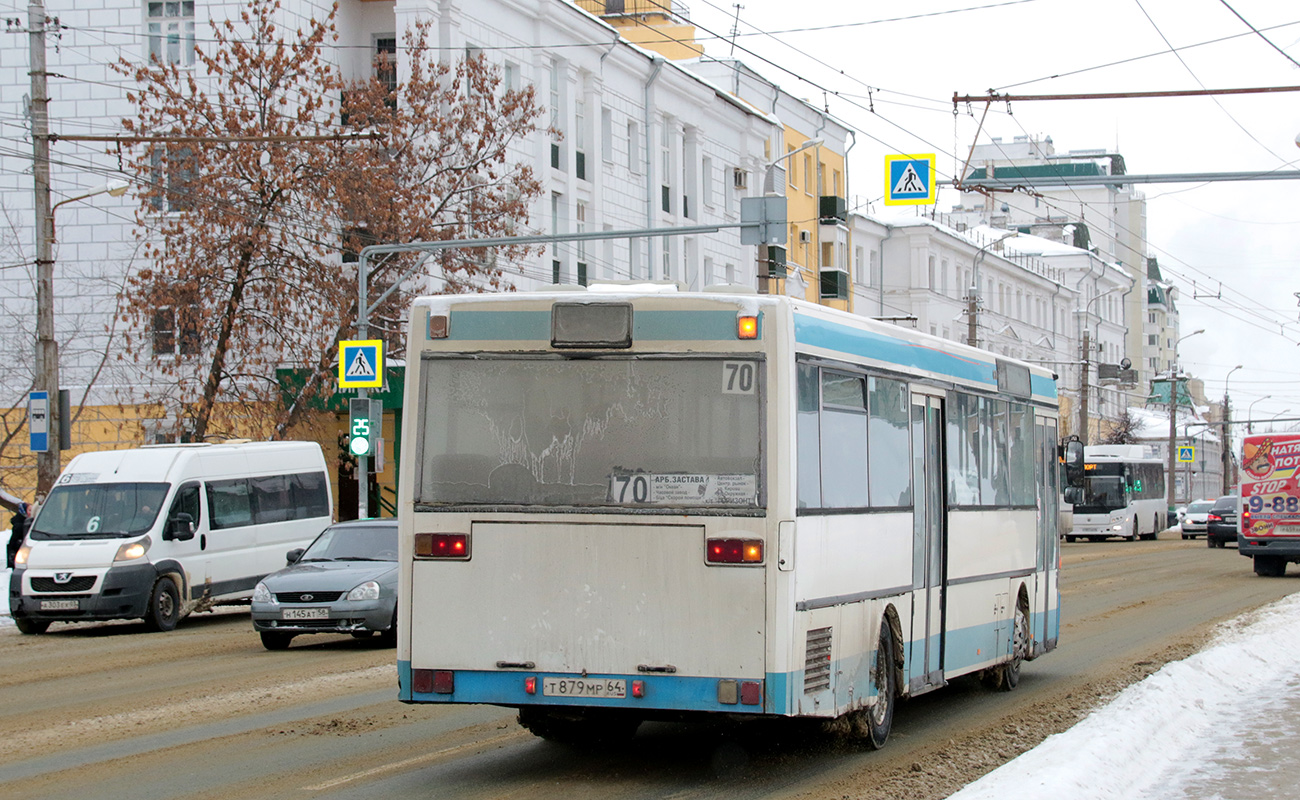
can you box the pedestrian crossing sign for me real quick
[339,339,383,389]
[1178,446,1195,463]
[885,154,937,206]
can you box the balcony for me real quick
[820,269,849,300]
[818,195,847,224]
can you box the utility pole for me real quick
[1078,329,1090,444]
[29,0,59,499]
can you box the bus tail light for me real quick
[1242,509,1252,531]
[706,538,763,564]
[415,533,471,559]
[740,681,762,705]
[524,676,537,695]
[412,669,455,694]
[632,680,646,699]
[737,315,759,339]
[428,314,449,339]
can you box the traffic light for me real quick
[349,398,381,457]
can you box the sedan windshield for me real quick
[417,356,763,509]
[1188,501,1213,514]
[300,525,398,562]
[32,482,170,539]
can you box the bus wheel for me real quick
[862,623,897,750]
[143,576,181,632]
[517,707,640,748]
[14,617,50,635]
[1254,555,1286,577]
[988,602,1028,692]
[1065,535,1076,543]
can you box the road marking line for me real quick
[300,729,527,791]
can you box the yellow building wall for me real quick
[0,401,395,518]
[572,2,703,60]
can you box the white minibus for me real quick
[10,441,332,633]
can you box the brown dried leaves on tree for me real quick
[114,0,545,441]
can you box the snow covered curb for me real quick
[948,591,1300,799]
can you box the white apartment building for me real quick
[0,0,779,440]
[948,134,1162,396]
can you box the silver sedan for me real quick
[251,519,398,650]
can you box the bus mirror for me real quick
[1063,440,1086,486]
[1063,486,1084,506]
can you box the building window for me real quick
[549,61,562,170]
[375,36,397,98]
[701,156,713,209]
[152,303,200,357]
[788,147,797,187]
[147,1,196,67]
[502,61,518,93]
[601,108,613,164]
[576,202,588,286]
[150,145,195,213]
[627,120,640,172]
[660,119,671,213]
[575,97,587,181]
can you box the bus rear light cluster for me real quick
[706,538,763,564]
[415,533,470,559]
[524,676,537,695]
[412,669,455,694]
[737,315,759,339]
[717,679,763,705]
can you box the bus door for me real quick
[1034,417,1060,654]
[910,393,947,692]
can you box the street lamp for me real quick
[966,230,1019,347]
[1270,409,1291,432]
[757,138,823,295]
[1223,364,1242,494]
[1167,329,1205,521]
[1248,395,1273,434]
[34,178,131,497]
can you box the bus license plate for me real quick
[40,599,78,611]
[542,678,627,699]
[282,607,329,620]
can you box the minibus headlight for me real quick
[252,582,276,604]
[114,537,151,562]
[347,581,381,602]
[14,545,30,567]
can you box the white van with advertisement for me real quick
[9,441,332,634]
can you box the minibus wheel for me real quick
[144,576,181,632]
[14,617,50,635]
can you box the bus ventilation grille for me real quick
[804,627,833,694]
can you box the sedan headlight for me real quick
[347,581,381,602]
[14,544,30,566]
[114,536,151,562]
[252,581,276,604]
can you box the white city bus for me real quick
[396,285,1066,747]
[1066,445,1167,542]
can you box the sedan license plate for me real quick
[542,678,627,699]
[281,607,329,620]
[40,599,79,611]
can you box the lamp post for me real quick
[35,179,131,498]
[1167,329,1205,521]
[1223,364,1242,493]
[1270,409,1292,433]
[1248,395,1273,434]
[966,230,1019,348]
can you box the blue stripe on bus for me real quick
[793,313,1058,399]
[447,309,752,342]
[397,607,1057,717]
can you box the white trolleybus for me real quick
[1066,445,1167,543]
[396,285,1072,747]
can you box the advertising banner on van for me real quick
[1240,434,1300,538]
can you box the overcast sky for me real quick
[686,0,1300,428]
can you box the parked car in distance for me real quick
[1206,495,1240,548]
[251,519,398,650]
[1180,499,1213,539]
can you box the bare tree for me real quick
[114,0,545,441]
[1101,409,1141,445]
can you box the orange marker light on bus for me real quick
[737,315,759,339]
[706,538,764,564]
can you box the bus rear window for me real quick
[416,356,763,509]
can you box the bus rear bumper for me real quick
[397,660,778,715]
[1237,537,1300,559]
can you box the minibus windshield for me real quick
[31,482,171,539]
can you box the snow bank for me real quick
[947,591,1300,800]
